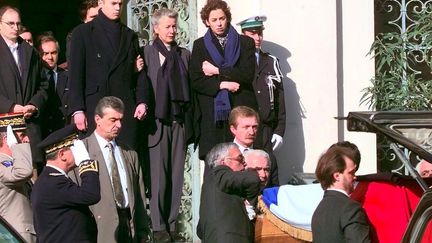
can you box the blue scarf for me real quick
[203,24,240,123]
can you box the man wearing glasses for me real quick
[0,6,48,174]
[197,142,261,242]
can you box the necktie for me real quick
[107,143,125,208]
[48,70,55,95]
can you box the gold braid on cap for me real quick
[45,133,78,154]
[0,115,26,131]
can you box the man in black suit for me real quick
[69,0,146,149]
[190,0,257,160]
[0,6,48,172]
[197,142,261,243]
[311,144,371,243]
[32,125,100,243]
[37,34,69,137]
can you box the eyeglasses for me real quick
[1,21,22,29]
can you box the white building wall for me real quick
[195,0,377,181]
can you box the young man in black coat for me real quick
[312,144,371,243]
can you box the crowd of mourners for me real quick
[0,0,292,242]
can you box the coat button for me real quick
[97,215,101,219]
[257,91,261,94]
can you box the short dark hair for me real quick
[94,96,124,118]
[19,25,30,34]
[200,0,232,27]
[80,0,99,21]
[228,106,259,128]
[0,6,20,19]
[36,33,60,53]
[315,145,359,190]
[329,141,361,170]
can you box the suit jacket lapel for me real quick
[18,40,31,90]
[119,146,135,211]
[91,20,114,71]
[56,69,68,98]
[87,133,115,202]
[258,50,270,74]
[0,37,22,93]
[109,26,132,73]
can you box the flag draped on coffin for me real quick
[261,183,324,231]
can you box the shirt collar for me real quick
[233,139,252,153]
[44,66,58,74]
[46,164,68,177]
[94,131,117,149]
[327,188,349,197]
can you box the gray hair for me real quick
[206,142,238,169]
[94,96,124,118]
[243,149,271,167]
[151,8,178,28]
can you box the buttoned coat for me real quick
[197,165,261,243]
[0,143,35,243]
[190,35,257,159]
[70,132,149,243]
[68,14,145,148]
[312,190,371,243]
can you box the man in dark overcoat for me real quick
[69,0,147,149]
[0,6,48,172]
[197,142,261,243]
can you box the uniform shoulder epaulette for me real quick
[78,159,98,175]
[49,172,64,176]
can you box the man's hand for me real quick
[6,125,17,147]
[271,134,283,151]
[220,81,240,92]
[134,103,148,121]
[22,104,37,118]
[135,54,144,72]
[70,140,91,166]
[73,112,88,131]
[202,61,219,76]
[11,104,25,113]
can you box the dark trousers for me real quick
[117,207,132,242]
[149,122,186,232]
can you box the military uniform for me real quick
[31,125,100,243]
[238,15,286,186]
[0,113,36,242]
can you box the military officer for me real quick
[238,15,286,185]
[0,113,36,243]
[31,124,100,243]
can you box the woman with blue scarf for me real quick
[190,0,258,164]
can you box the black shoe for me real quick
[170,231,187,242]
[153,231,171,243]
